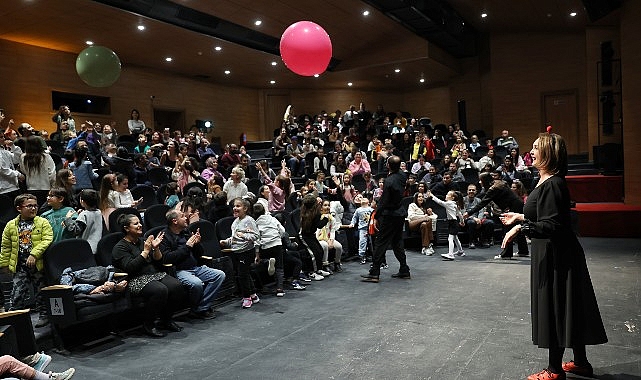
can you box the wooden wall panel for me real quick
[402,87,452,127]
[0,39,260,146]
[489,32,588,153]
[620,0,641,205]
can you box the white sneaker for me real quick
[441,252,455,261]
[456,250,466,257]
[426,246,435,255]
[267,258,276,276]
[421,247,428,255]
[309,272,324,281]
[49,368,75,380]
[317,269,331,277]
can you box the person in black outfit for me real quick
[112,214,185,337]
[464,172,529,259]
[500,132,607,380]
[361,155,409,282]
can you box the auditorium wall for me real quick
[620,0,641,204]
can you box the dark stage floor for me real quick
[34,237,641,380]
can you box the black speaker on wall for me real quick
[457,100,467,130]
[581,0,623,22]
[601,41,614,87]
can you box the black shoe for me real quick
[143,322,167,338]
[391,272,411,279]
[160,320,183,332]
[189,309,216,320]
[516,252,529,257]
[360,274,379,283]
[333,263,343,272]
[322,265,334,275]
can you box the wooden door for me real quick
[542,90,579,154]
[264,92,290,138]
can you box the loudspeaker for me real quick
[457,100,467,130]
[581,0,623,22]
[601,41,614,87]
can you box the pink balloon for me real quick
[280,21,332,77]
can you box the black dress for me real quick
[523,175,607,348]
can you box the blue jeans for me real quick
[176,266,225,312]
[358,229,368,258]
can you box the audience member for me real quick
[160,209,225,319]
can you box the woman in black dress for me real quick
[501,132,607,380]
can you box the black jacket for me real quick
[376,171,407,218]
[159,228,202,271]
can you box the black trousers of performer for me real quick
[369,215,409,276]
[500,221,529,258]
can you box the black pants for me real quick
[260,245,284,290]
[301,234,323,272]
[139,275,184,323]
[370,215,408,276]
[284,249,303,279]
[501,221,529,257]
[231,249,256,298]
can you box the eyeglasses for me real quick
[21,204,38,209]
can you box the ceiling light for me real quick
[254,20,262,26]
[214,46,222,51]
[165,57,172,62]
[137,25,145,31]
[86,99,92,104]
[270,80,276,84]
[394,69,401,73]
[362,10,370,16]
[481,12,488,18]
[271,61,277,66]
[224,70,231,75]
[570,12,577,17]
[314,74,319,78]
[419,78,425,83]
[85,40,94,45]
[347,82,353,87]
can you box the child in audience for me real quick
[427,190,465,261]
[220,197,260,308]
[299,194,330,280]
[316,199,343,273]
[253,203,285,297]
[164,182,180,208]
[65,189,103,254]
[0,194,53,327]
[109,173,142,209]
[41,187,77,243]
[0,353,75,379]
[349,195,374,264]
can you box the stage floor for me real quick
[34,237,641,380]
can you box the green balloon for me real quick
[75,46,121,87]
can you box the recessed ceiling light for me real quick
[85,40,94,45]
[347,82,353,87]
[394,69,401,73]
[165,57,173,62]
[362,10,370,16]
[481,12,488,18]
[271,61,277,66]
[314,74,319,78]
[86,99,92,104]
[197,51,203,56]
[270,80,276,84]
[254,20,262,26]
[570,12,577,17]
[419,78,425,83]
[224,70,231,75]
[214,46,222,51]
[137,25,145,31]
